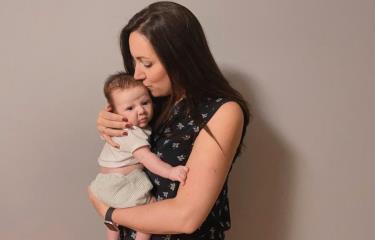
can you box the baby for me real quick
[90,72,188,240]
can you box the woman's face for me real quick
[129,31,172,97]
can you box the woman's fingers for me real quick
[101,126,127,137]
[98,118,128,132]
[102,134,120,148]
[100,134,105,141]
[99,109,125,122]
[96,105,131,146]
[97,107,128,137]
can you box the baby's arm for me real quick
[133,147,189,185]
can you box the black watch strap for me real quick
[104,207,119,231]
[105,207,116,222]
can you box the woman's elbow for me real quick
[179,210,206,234]
[180,220,201,234]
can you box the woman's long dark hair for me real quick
[120,1,250,152]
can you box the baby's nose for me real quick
[137,106,146,114]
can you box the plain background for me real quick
[0,0,374,239]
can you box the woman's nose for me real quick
[133,64,146,80]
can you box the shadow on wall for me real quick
[223,68,296,240]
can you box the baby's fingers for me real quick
[178,171,188,185]
[178,176,186,186]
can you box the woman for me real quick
[89,1,250,239]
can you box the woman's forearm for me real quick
[112,197,194,234]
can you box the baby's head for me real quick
[104,72,153,128]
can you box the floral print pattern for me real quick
[120,97,233,240]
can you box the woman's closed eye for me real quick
[143,62,152,68]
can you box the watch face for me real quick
[104,220,119,231]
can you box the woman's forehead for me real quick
[129,31,156,59]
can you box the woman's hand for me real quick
[88,187,109,218]
[97,105,132,148]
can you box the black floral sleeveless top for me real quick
[120,97,234,240]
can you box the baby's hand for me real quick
[169,166,189,185]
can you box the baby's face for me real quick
[111,86,153,128]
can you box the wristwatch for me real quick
[104,207,119,231]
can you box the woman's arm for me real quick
[89,101,244,234]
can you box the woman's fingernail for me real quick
[123,117,128,122]
[122,132,127,136]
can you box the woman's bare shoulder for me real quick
[208,101,244,128]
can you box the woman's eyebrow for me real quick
[135,56,152,61]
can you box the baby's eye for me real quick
[125,106,133,111]
[142,100,150,105]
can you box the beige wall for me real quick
[0,0,374,239]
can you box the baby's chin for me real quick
[137,122,149,128]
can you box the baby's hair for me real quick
[103,71,145,108]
